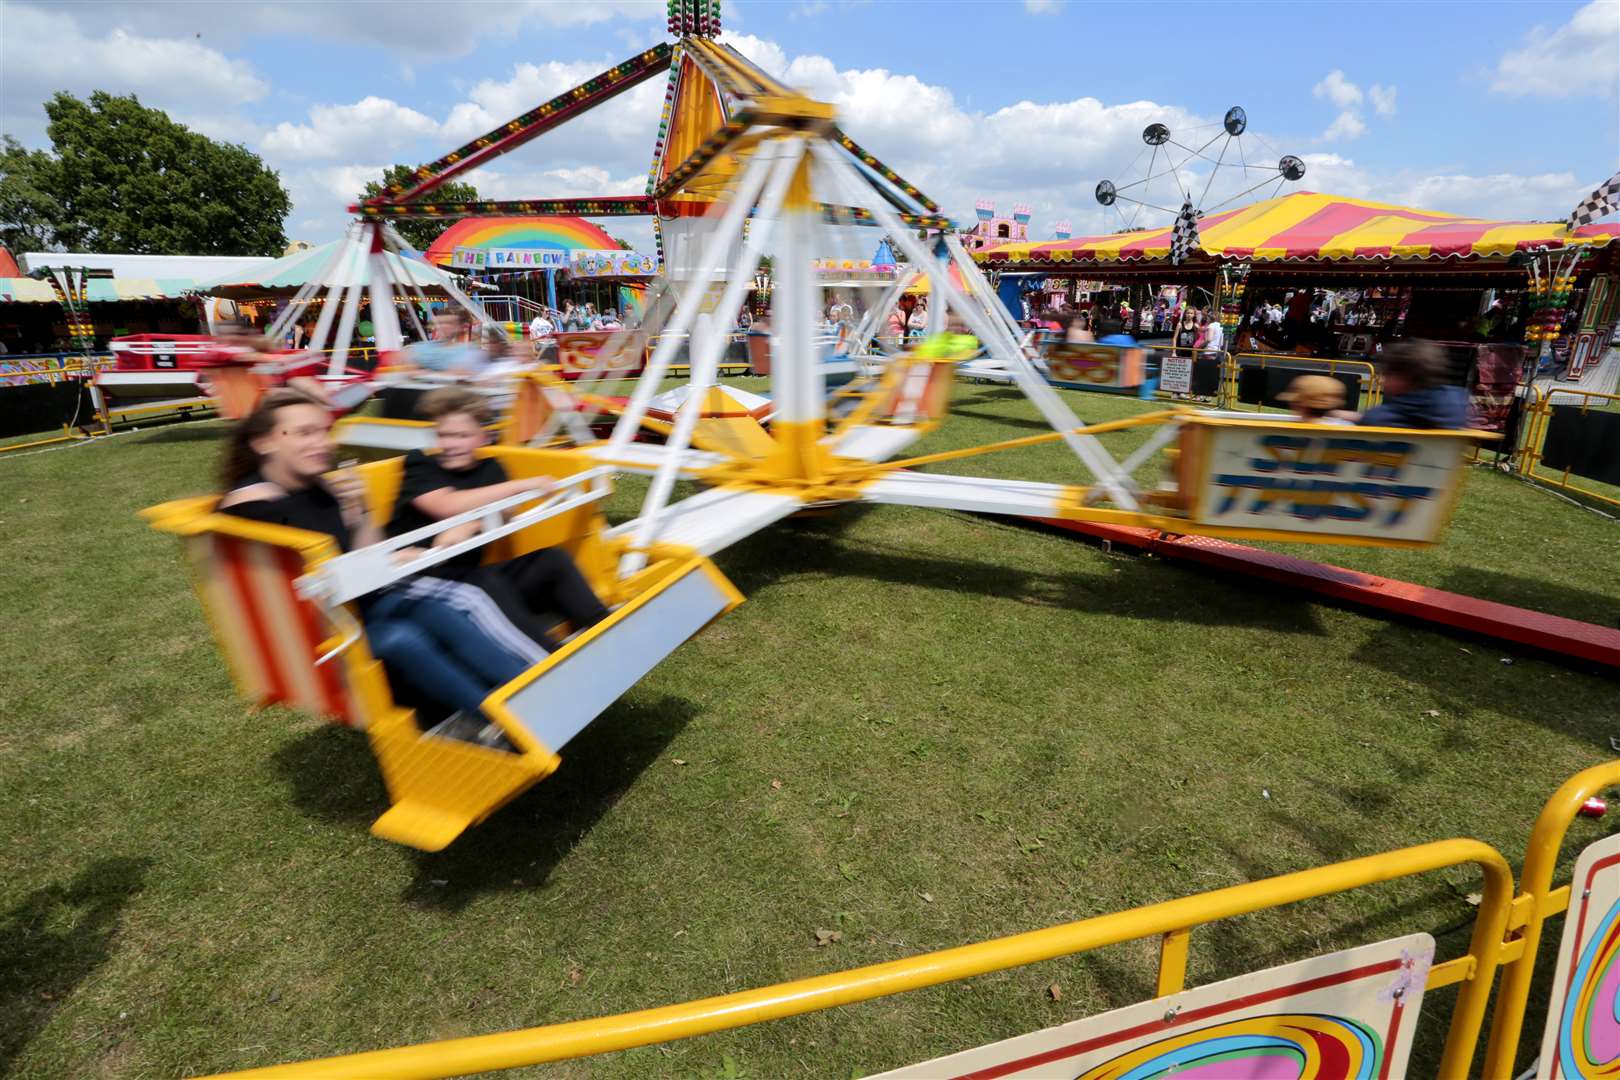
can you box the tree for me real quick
[359,165,480,252]
[0,136,63,252]
[40,91,289,255]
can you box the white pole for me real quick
[607,138,780,453]
[811,142,1136,509]
[266,237,348,345]
[368,239,404,359]
[619,139,800,575]
[327,227,370,378]
[771,159,820,434]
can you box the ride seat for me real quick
[143,445,743,851]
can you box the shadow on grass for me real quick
[723,526,1329,635]
[271,696,697,910]
[272,725,391,829]
[1438,566,1620,630]
[400,693,698,911]
[0,856,151,1073]
[942,407,1068,433]
[1349,618,1617,746]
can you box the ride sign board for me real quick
[569,249,659,278]
[1160,353,1193,393]
[451,247,568,270]
[1187,419,1474,544]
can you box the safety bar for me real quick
[204,838,1512,1079]
[294,466,613,608]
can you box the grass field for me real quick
[2,382,1618,1079]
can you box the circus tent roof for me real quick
[976,191,1620,267]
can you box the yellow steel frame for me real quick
[1482,759,1620,1075]
[1516,383,1620,511]
[203,837,1515,1079]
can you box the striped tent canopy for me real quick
[903,263,968,296]
[196,236,461,298]
[977,191,1620,268]
[0,277,197,303]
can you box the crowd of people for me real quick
[525,300,625,343]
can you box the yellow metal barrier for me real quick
[1516,383,1620,510]
[1226,351,1382,414]
[1482,760,1620,1076]
[207,838,1514,1079]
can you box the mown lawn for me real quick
[2,382,1617,1079]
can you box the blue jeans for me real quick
[363,587,536,717]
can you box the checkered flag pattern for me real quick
[1568,171,1620,230]
[1170,200,1200,265]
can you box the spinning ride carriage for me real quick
[145,4,1490,852]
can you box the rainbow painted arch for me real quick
[422,216,621,267]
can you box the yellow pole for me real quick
[1481,759,1620,1077]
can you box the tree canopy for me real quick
[5,91,292,256]
[359,165,480,252]
[0,136,62,253]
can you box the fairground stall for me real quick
[976,190,1620,432]
[0,252,277,448]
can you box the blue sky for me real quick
[2,0,1616,250]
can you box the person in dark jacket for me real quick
[1358,340,1470,429]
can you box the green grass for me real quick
[2,383,1617,1079]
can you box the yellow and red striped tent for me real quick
[977,191,1620,267]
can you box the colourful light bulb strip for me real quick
[652,115,753,201]
[834,130,941,214]
[647,47,686,196]
[353,197,659,219]
[370,44,674,205]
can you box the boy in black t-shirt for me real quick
[390,388,610,641]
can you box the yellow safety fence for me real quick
[1222,351,1383,414]
[206,762,1619,1079]
[1515,383,1620,512]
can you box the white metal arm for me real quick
[295,466,613,608]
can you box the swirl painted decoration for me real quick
[1556,892,1620,1078]
[1076,1013,1382,1080]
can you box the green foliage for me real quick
[38,91,289,256]
[0,135,63,253]
[359,165,480,252]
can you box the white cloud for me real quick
[1321,110,1368,142]
[1025,0,1065,13]
[0,4,267,138]
[1313,70,1364,110]
[1493,0,1620,97]
[262,97,441,160]
[1297,152,1584,220]
[1312,70,1396,143]
[15,0,664,60]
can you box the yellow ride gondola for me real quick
[142,445,741,851]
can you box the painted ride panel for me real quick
[1176,414,1480,547]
